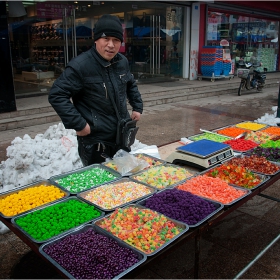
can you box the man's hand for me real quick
[76,123,91,136]
[131,111,141,121]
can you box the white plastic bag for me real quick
[106,149,149,176]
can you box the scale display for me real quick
[176,139,231,158]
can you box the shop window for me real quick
[206,10,279,73]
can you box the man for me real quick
[48,14,143,166]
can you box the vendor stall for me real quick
[1,121,280,279]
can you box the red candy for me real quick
[224,138,258,151]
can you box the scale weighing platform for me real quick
[165,139,234,169]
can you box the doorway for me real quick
[125,6,183,82]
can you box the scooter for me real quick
[237,59,266,96]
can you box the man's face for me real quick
[95,37,122,61]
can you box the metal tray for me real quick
[102,153,166,176]
[258,126,280,136]
[175,176,251,207]
[222,139,260,154]
[77,177,157,212]
[244,147,280,163]
[94,204,189,257]
[212,126,249,138]
[134,153,166,167]
[39,224,147,280]
[129,163,196,190]
[0,180,70,219]
[234,121,268,131]
[188,132,232,143]
[201,163,270,191]
[136,190,224,228]
[49,163,122,194]
[11,197,104,243]
[222,154,280,176]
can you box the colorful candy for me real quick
[43,228,140,279]
[83,181,152,210]
[132,165,193,189]
[177,175,246,204]
[223,138,258,152]
[261,126,280,136]
[204,164,262,189]
[260,139,280,148]
[54,167,117,193]
[143,188,217,225]
[246,147,280,162]
[190,132,231,143]
[15,199,101,241]
[244,131,274,144]
[98,206,183,254]
[217,127,248,138]
[235,122,266,131]
[0,184,65,217]
[226,155,280,175]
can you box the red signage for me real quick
[37,3,74,19]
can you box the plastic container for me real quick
[39,224,147,279]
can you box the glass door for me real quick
[62,8,77,66]
[126,6,183,82]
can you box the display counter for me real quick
[1,137,280,279]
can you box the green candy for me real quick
[15,199,101,241]
[56,167,117,193]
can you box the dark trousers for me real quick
[77,136,119,166]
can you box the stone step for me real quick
[0,77,278,132]
[0,111,61,132]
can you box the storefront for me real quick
[4,1,189,99]
[201,2,280,75]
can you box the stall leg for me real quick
[276,84,280,120]
[194,233,200,279]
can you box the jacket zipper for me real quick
[119,73,126,79]
[103,82,108,99]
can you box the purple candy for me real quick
[44,228,139,279]
[144,188,216,225]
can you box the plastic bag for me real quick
[106,149,149,176]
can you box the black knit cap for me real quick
[94,14,123,42]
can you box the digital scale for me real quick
[165,139,234,170]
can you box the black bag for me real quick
[116,118,139,150]
[100,69,139,150]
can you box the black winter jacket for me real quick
[48,46,143,144]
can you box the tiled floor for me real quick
[1,81,280,279]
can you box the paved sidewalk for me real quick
[14,72,280,111]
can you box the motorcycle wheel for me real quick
[257,82,265,92]
[238,80,245,96]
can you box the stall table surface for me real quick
[1,140,280,279]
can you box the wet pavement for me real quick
[1,81,280,279]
